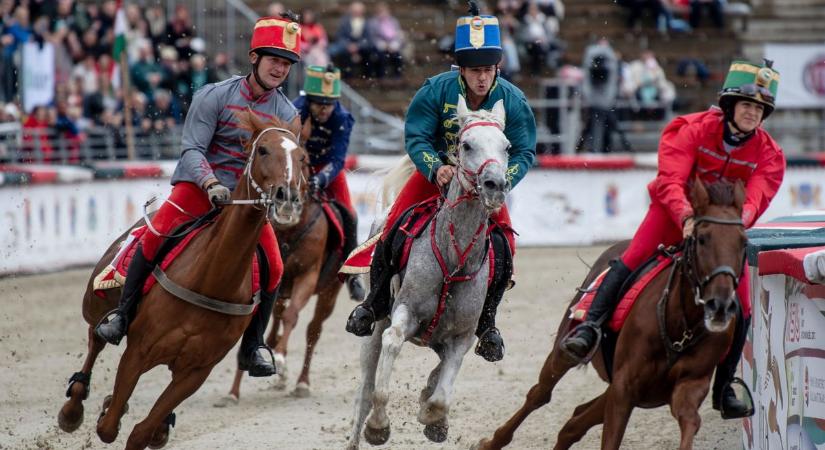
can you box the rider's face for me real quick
[732,100,764,133]
[250,53,292,88]
[309,102,335,123]
[460,65,497,98]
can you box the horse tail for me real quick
[380,155,416,211]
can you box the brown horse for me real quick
[57,111,304,450]
[216,186,346,402]
[475,179,748,450]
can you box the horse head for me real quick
[236,109,308,226]
[687,179,747,332]
[454,95,509,212]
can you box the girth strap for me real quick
[153,267,260,316]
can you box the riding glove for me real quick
[308,175,324,194]
[206,183,231,206]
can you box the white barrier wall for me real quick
[2,167,825,275]
[744,273,825,450]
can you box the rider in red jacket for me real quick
[562,60,785,419]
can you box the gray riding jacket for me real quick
[170,76,298,191]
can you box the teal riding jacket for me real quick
[404,70,537,188]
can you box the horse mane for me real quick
[703,180,737,207]
[233,108,302,152]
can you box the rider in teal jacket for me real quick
[405,70,536,188]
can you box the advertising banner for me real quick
[764,43,825,109]
[21,41,56,113]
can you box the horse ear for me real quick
[733,179,746,211]
[491,99,506,124]
[691,176,710,212]
[456,95,469,125]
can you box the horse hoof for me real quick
[291,382,310,398]
[57,403,84,433]
[423,418,449,443]
[271,374,288,391]
[471,438,491,450]
[212,393,239,408]
[273,353,287,375]
[363,423,390,446]
[147,424,170,449]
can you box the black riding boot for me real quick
[340,208,366,302]
[475,229,513,362]
[94,245,155,345]
[712,313,753,419]
[238,286,279,377]
[560,259,632,361]
[346,237,393,336]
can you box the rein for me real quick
[656,214,745,367]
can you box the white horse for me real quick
[346,95,511,449]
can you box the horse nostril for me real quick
[275,186,286,201]
[483,179,500,191]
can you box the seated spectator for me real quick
[1,6,32,102]
[54,98,82,163]
[499,13,521,80]
[212,51,233,80]
[368,2,404,79]
[165,4,195,59]
[329,2,377,79]
[145,5,166,49]
[617,0,666,30]
[22,105,55,163]
[690,0,724,29]
[675,58,711,87]
[518,2,561,75]
[300,8,329,67]
[130,41,163,98]
[624,50,675,119]
[146,89,180,133]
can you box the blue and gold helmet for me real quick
[454,2,502,67]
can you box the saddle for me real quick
[93,218,265,299]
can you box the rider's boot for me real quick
[475,229,513,362]
[238,285,279,377]
[340,208,366,302]
[346,237,392,337]
[94,245,155,345]
[712,313,753,419]
[560,259,632,362]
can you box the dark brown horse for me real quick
[57,111,304,450]
[216,180,346,403]
[475,180,747,450]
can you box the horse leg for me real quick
[97,343,146,444]
[273,270,320,385]
[59,326,106,432]
[670,378,709,450]
[346,317,390,450]
[265,296,287,349]
[476,349,576,450]
[213,369,244,408]
[600,383,635,450]
[420,359,443,404]
[364,304,415,446]
[295,283,340,398]
[418,334,474,443]
[554,392,607,450]
[125,366,212,450]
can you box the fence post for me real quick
[105,130,115,160]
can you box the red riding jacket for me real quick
[650,107,786,228]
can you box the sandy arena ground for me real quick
[0,246,741,450]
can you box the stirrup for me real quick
[559,322,602,365]
[94,309,127,345]
[240,345,277,377]
[719,377,754,419]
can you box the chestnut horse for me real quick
[216,188,346,402]
[476,180,747,450]
[57,111,304,450]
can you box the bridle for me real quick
[449,120,508,205]
[682,215,746,306]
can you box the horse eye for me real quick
[697,234,708,246]
[462,142,471,151]
[257,145,269,156]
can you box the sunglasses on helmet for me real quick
[725,83,775,104]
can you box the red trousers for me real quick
[142,182,283,292]
[382,171,516,253]
[323,171,354,215]
[621,201,750,318]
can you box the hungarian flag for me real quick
[111,0,127,89]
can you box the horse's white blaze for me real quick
[280,136,297,182]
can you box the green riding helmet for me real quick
[303,65,341,105]
[718,59,780,121]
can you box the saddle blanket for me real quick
[571,254,674,332]
[92,224,262,298]
[342,196,496,285]
[321,201,345,256]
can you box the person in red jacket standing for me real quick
[562,59,785,419]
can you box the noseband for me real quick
[683,215,745,305]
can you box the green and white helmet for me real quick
[718,59,780,120]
